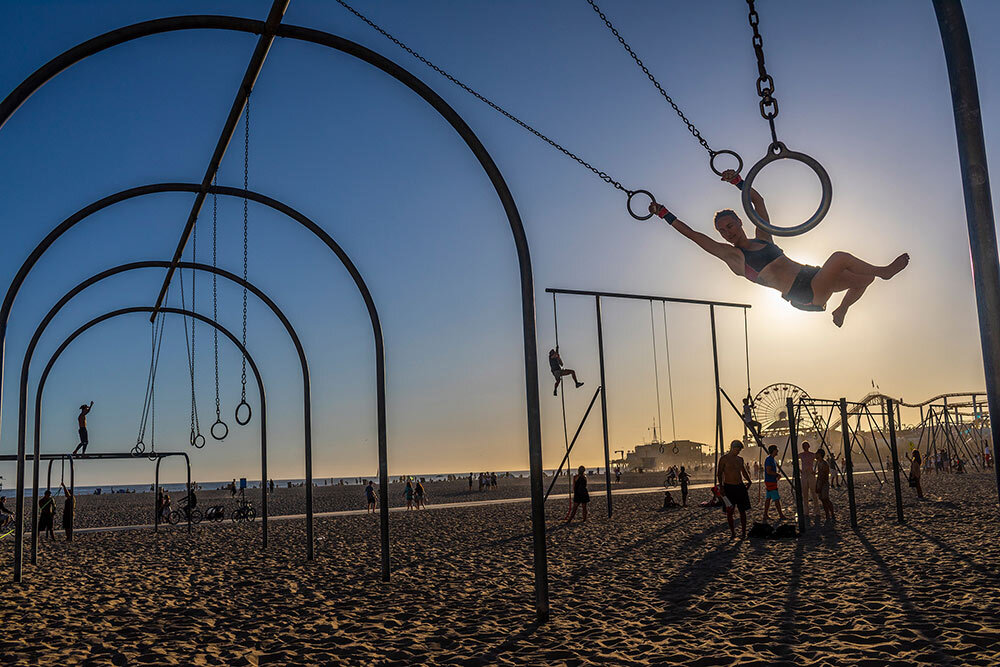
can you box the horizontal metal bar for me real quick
[0,452,189,461]
[545,288,751,310]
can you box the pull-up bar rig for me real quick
[546,288,751,517]
[0,450,193,534]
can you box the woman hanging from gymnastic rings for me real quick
[647,170,909,327]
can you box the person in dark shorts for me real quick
[549,348,584,396]
[365,480,377,513]
[717,440,753,539]
[38,489,56,541]
[648,169,909,327]
[61,483,74,542]
[762,445,787,522]
[72,401,94,455]
[678,466,691,507]
[404,481,414,510]
[566,465,590,523]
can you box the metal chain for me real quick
[746,0,779,145]
[241,95,249,401]
[213,174,221,420]
[334,0,633,194]
[585,0,714,155]
[190,207,200,439]
[178,268,201,444]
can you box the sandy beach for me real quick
[2,471,999,666]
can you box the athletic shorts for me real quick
[723,483,751,512]
[782,265,823,311]
[765,489,780,501]
[817,485,830,501]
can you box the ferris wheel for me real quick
[752,383,810,433]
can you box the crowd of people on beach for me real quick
[469,472,499,492]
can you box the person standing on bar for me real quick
[71,401,94,456]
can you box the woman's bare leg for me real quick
[810,252,909,325]
[831,272,875,327]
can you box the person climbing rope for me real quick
[648,170,909,327]
[549,347,584,397]
[72,401,94,455]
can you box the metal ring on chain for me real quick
[132,441,145,455]
[709,149,744,177]
[192,433,206,449]
[627,190,656,221]
[672,445,680,455]
[235,400,253,426]
[211,419,229,441]
[740,142,832,237]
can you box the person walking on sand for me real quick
[38,489,56,541]
[161,491,171,523]
[365,480,377,513]
[678,465,691,507]
[566,465,590,523]
[549,348,584,397]
[799,442,818,516]
[404,481,414,510]
[815,450,834,522]
[762,445,787,522]
[60,483,75,542]
[71,401,94,456]
[718,441,753,539]
[468,473,473,492]
[909,450,924,500]
[414,481,426,509]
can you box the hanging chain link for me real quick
[241,95,249,401]
[586,0,714,155]
[213,174,221,421]
[334,0,633,194]
[746,0,779,145]
[190,207,201,441]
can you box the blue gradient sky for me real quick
[1,1,999,487]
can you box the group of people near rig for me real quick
[717,440,837,540]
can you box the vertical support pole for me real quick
[841,398,858,530]
[186,460,192,534]
[710,306,723,473]
[934,0,1000,503]
[154,458,160,533]
[787,398,805,533]
[595,296,612,518]
[886,398,904,524]
[260,402,268,551]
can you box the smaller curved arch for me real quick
[12,306,266,583]
[16,261,318,565]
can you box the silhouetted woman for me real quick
[566,466,590,523]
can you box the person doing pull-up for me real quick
[72,401,94,455]
[549,348,584,396]
[649,170,909,327]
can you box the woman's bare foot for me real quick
[832,306,848,328]
[876,253,909,280]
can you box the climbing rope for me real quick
[552,293,572,500]
[648,301,664,447]
[661,302,678,444]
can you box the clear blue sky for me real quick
[1,1,999,487]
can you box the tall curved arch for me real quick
[0,17,546,617]
[3,183,392,579]
[18,261,335,569]
[12,306,267,583]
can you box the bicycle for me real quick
[231,499,256,524]
[168,504,203,525]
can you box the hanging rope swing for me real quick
[336,0,830,236]
[650,301,679,455]
[133,309,167,456]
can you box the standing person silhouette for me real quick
[548,348,584,397]
[718,441,753,540]
[38,489,56,541]
[72,402,94,455]
[61,483,75,542]
[566,465,590,523]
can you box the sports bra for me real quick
[741,239,784,282]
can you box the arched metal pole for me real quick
[4,183,388,579]
[152,453,193,533]
[12,307,266,582]
[22,261,308,566]
[934,0,1000,503]
[0,17,542,615]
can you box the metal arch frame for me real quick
[12,306,266,582]
[1,185,392,582]
[2,183,391,580]
[19,261,312,568]
[0,16,545,617]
